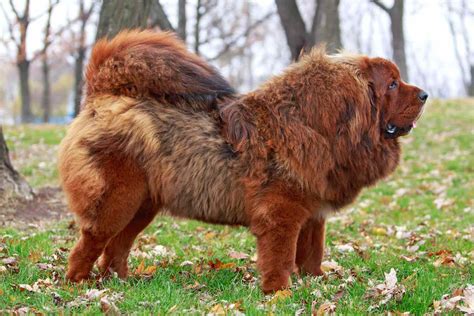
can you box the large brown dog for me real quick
[59,30,427,293]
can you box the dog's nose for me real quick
[418,90,428,103]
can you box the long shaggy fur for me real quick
[59,30,426,293]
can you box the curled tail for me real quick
[85,30,235,107]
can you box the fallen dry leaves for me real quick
[433,284,474,314]
[366,268,406,311]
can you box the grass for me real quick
[1,99,473,314]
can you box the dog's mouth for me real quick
[384,123,413,139]
[384,105,425,139]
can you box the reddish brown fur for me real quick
[59,30,427,293]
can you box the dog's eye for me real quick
[388,80,398,90]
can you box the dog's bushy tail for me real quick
[85,30,234,105]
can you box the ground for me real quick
[0,99,473,314]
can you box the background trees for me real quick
[0,0,472,125]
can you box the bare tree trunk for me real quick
[17,0,32,123]
[372,0,408,80]
[41,55,51,123]
[0,127,33,205]
[18,61,32,123]
[194,0,202,54]
[390,0,408,80]
[73,45,86,117]
[311,0,341,54]
[73,0,94,117]
[275,0,342,60]
[96,0,152,40]
[150,1,174,31]
[41,0,55,123]
[177,0,187,41]
[275,0,308,60]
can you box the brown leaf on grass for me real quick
[36,263,55,271]
[366,269,406,311]
[268,289,292,305]
[134,260,157,277]
[313,301,336,315]
[2,257,19,273]
[28,251,42,263]
[18,284,40,293]
[228,251,249,260]
[208,259,236,270]
[208,303,226,316]
[433,284,474,314]
[242,272,257,284]
[321,260,343,273]
[204,232,216,240]
[185,280,205,291]
[400,255,418,262]
[100,296,121,316]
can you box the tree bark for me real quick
[73,44,86,117]
[372,0,408,80]
[96,0,152,40]
[194,0,202,55]
[15,0,33,123]
[177,0,187,41]
[18,61,32,123]
[311,0,341,54]
[73,0,94,117]
[150,0,174,31]
[389,0,408,80]
[41,55,51,123]
[275,0,308,60]
[41,0,55,123]
[275,0,342,61]
[0,127,33,205]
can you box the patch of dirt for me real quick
[0,187,71,229]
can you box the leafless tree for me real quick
[371,0,408,80]
[0,0,36,123]
[446,0,473,96]
[72,0,96,117]
[275,0,342,60]
[40,0,59,123]
[177,0,187,41]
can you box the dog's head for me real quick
[361,57,428,139]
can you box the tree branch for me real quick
[0,2,20,48]
[208,11,274,61]
[8,0,21,19]
[275,0,308,60]
[371,0,391,14]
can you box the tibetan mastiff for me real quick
[59,30,427,293]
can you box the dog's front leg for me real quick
[250,196,310,294]
[295,217,326,276]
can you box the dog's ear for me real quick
[219,102,257,152]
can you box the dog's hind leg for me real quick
[64,157,147,282]
[98,199,160,278]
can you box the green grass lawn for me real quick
[1,99,473,314]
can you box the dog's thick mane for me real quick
[85,30,235,110]
[220,48,399,206]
